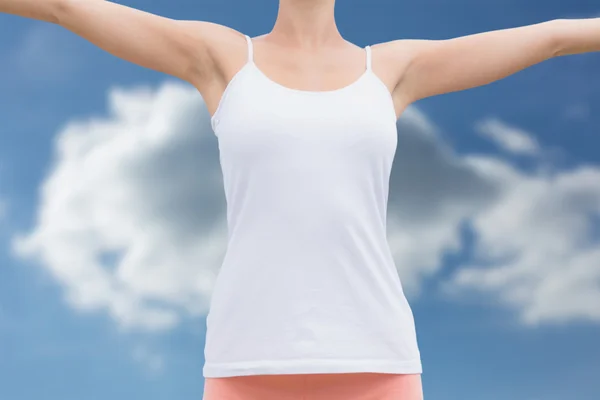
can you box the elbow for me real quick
[548,19,568,58]
[52,0,74,26]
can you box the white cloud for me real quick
[386,107,500,294]
[444,159,600,325]
[383,109,600,326]
[474,117,540,156]
[11,80,226,332]
[10,78,600,333]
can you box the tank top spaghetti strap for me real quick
[211,35,391,131]
[204,33,422,378]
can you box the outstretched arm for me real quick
[0,0,227,87]
[386,18,600,105]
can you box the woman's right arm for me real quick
[1,0,230,88]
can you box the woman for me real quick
[2,1,598,399]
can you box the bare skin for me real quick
[2,0,600,122]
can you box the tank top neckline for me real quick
[244,34,373,96]
[249,60,371,96]
[210,34,386,128]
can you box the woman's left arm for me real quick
[389,18,600,105]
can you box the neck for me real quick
[269,0,342,49]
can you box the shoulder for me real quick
[369,38,434,75]
[180,21,247,55]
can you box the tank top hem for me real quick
[203,358,423,378]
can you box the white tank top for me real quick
[204,34,422,378]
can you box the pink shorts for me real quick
[203,372,423,400]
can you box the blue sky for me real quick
[1,1,599,399]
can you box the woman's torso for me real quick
[201,32,422,379]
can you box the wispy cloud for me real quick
[474,117,540,156]
[132,343,164,374]
[563,103,591,121]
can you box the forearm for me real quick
[0,0,66,24]
[555,17,600,56]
